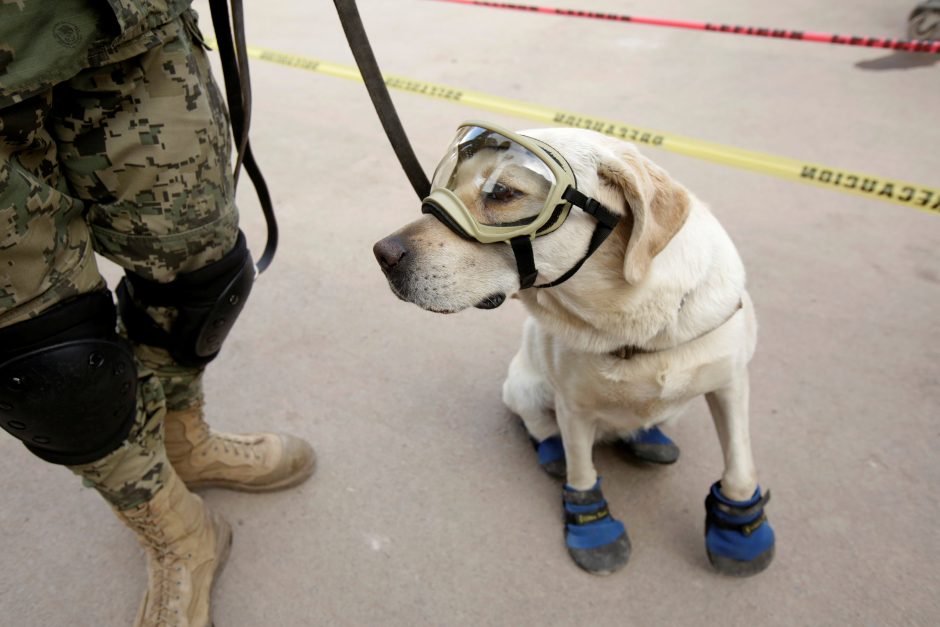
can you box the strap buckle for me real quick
[562,188,621,229]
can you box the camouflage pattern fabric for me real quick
[69,372,170,511]
[136,343,207,412]
[52,9,237,287]
[0,0,192,109]
[0,7,238,507]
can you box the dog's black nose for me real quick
[373,236,409,274]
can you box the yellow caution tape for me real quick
[225,42,939,215]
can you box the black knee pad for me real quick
[117,230,254,368]
[0,291,138,465]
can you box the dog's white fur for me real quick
[378,128,760,500]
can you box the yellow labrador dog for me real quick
[373,125,774,577]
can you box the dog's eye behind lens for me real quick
[486,182,522,203]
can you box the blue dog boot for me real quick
[620,426,680,464]
[704,481,775,576]
[530,435,566,479]
[563,479,631,575]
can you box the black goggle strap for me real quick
[510,236,540,289]
[524,188,621,290]
[562,188,621,231]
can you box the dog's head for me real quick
[373,128,691,314]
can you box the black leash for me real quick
[332,0,431,199]
[208,0,278,274]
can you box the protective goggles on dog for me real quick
[422,121,621,289]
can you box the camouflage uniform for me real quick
[0,0,238,509]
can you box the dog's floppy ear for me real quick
[598,144,691,284]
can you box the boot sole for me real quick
[185,452,317,493]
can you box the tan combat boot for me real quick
[116,469,232,627]
[164,404,316,492]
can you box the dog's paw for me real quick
[531,435,567,479]
[619,426,680,465]
[704,481,775,576]
[563,479,631,575]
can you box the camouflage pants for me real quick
[0,12,238,509]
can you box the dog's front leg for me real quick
[556,400,631,575]
[703,368,775,576]
[706,369,757,500]
[556,401,597,491]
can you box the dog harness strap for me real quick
[510,236,539,289]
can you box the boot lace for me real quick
[205,430,264,462]
[126,506,183,625]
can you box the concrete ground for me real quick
[2,0,938,625]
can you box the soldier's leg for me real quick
[1,85,230,627]
[52,10,315,493]
[0,87,168,506]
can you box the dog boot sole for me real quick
[619,441,680,465]
[568,532,631,576]
[707,543,774,577]
[541,458,567,479]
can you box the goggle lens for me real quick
[431,126,557,228]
